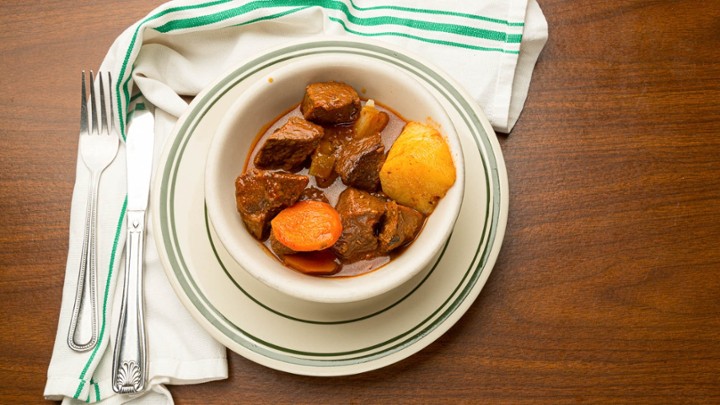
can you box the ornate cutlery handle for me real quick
[67,172,100,351]
[112,209,147,394]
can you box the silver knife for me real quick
[112,106,154,394]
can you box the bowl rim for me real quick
[204,52,465,303]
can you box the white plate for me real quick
[152,38,508,376]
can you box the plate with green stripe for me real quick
[152,38,508,376]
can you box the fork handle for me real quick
[67,173,100,352]
[112,209,147,394]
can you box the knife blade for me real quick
[112,106,154,394]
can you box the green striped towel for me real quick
[46,1,547,403]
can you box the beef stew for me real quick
[234,81,455,277]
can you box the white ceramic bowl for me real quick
[205,53,465,303]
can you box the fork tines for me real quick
[81,70,114,135]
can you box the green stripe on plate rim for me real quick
[158,40,501,367]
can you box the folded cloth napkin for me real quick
[46,0,547,403]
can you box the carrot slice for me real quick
[271,200,343,252]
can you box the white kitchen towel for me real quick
[46,1,548,403]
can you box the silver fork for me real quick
[67,71,119,352]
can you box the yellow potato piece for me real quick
[380,122,456,215]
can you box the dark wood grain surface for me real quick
[2,1,719,404]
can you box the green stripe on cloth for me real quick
[83,379,100,402]
[328,17,520,54]
[232,6,310,27]
[93,379,100,402]
[319,0,522,43]
[344,0,525,26]
[154,0,520,43]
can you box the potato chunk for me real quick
[379,122,456,215]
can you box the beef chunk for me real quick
[234,169,308,240]
[301,82,361,125]
[332,188,386,262]
[379,201,425,253]
[335,132,385,192]
[298,186,330,203]
[253,116,324,171]
[269,232,296,257]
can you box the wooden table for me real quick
[2,1,719,403]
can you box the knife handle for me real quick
[112,209,147,394]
